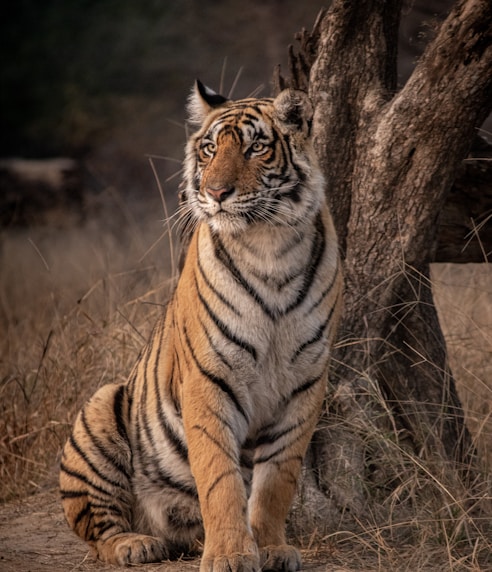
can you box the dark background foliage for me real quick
[2,0,466,204]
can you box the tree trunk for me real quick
[277,0,492,522]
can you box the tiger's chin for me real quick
[206,211,250,236]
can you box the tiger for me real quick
[59,80,342,572]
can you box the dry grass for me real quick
[1,198,491,570]
[289,363,492,570]
[0,199,177,501]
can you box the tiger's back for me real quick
[60,82,342,572]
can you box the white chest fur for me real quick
[194,208,339,430]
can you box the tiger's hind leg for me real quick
[59,383,167,565]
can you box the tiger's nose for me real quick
[206,185,235,203]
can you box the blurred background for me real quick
[1,0,474,224]
[1,0,325,220]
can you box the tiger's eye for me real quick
[251,141,265,153]
[201,142,216,157]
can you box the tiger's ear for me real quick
[273,89,313,137]
[187,80,229,125]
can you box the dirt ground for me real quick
[0,489,352,572]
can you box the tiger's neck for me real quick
[198,208,327,284]
[177,205,335,324]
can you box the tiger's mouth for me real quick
[201,197,233,217]
[192,177,310,233]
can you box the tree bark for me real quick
[278,0,492,518]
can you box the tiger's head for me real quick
[182,80,325,236]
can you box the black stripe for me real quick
[273,131,290,181]
[67,433,125,490]
[147,320,166,396]
[175,314,192,372]
[197,251,241,316]
[240,118,257,133]
[171,355,183,419]
[195,275,257,360]
[285,214,326,314]
[256,422,300,447]
[191,424,237,463]
[205,405,236,436]
[134,414,197,498]
[60,489,87,499]
[282,133,307,187]
[240,451,254,471]
[291,373,324,398]
[291,303,336,364]
[214,103,267,124]
[199,317,233,369]
[138,381,159,461]
[283,182,302,203]
[250,265,303,292]
[242,111,264,122]
[211,218,326,319]
[269,133,303,202]
[133,411,150,463]
[140,454,198,498]
[126,390,135,431]
[90,502,124,517]
[211,232,277,320]
[137,324,167,460]
[223,124,243,144]
[73,502,92,528]
[255,432,306,464]
[113,384,130,445]
[206,469,239,503]
[59,462,115,497]
[134,396,190,496]
[277,230,305,258]
[60,489,114,508]
[80,409,131,481]
[153,363,189,462]
[242,437,256,450]
[94,520,121,536]
[306,260,340,315]
[126,368,138,395]
[183,325,248,421]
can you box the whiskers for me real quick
[169,179,313,241]
[230,188,304,239]
[166,191,201,238]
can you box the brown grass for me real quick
[1,198,491,570]
[0,201,177,501]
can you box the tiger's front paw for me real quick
[260,544,302,571]
[200,551,260,572]
[96,532,167,565]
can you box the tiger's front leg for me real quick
[248,378,327,572]
[182,375,259,572]
[249,460,302,572]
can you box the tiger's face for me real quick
[182,81,325,235]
